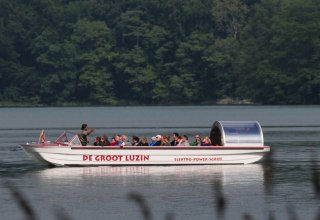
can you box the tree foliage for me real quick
[0,0,319,105]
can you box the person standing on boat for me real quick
[79,123,95,146]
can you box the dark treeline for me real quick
[1,0,319,106]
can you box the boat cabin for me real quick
[210,121,264,147]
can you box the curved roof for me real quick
[210,121,264,146]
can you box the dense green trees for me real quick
[0,0,319,105]
[237,0,320,104]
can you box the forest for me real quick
[0,0,319,106]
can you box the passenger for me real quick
[121,134,131,146]
[153,135,162,146]
[139,137,149,146]
[117,136,125,147]
[114,135,121,145]
[191,135,203,146]
[100,136,110,146]
[110,136,118,146]
[170,132,181,146]
[202,137,212,146]
[79,123,95,146]
[131,136,140,146]
[177,135,190,146]
[93,136,101,146]
[161,135,171,146]
[149,136,157,146]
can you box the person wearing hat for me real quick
[149,135,162,146]
[79,123,95,146]
[149,136,157,146]
[154,135,163,146]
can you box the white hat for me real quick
[156,135,162,139]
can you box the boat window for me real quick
[221,121,262,144]
[211,121,264,146]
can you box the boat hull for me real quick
[20,144,270,166]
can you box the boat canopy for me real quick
[210,121,264,147]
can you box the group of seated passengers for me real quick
[79,123,213,147]
[91,133,212,147]
[162,133,212,146]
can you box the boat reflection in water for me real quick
[34,164,265,186]
[29,165,267,220]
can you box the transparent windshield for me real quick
[70,135,82,146]
[55,131,78,143]
[220,121,262,144]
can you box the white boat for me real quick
[20,121,270,166]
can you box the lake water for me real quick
[1,105,320,220]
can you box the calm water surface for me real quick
[1,106,320,220]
